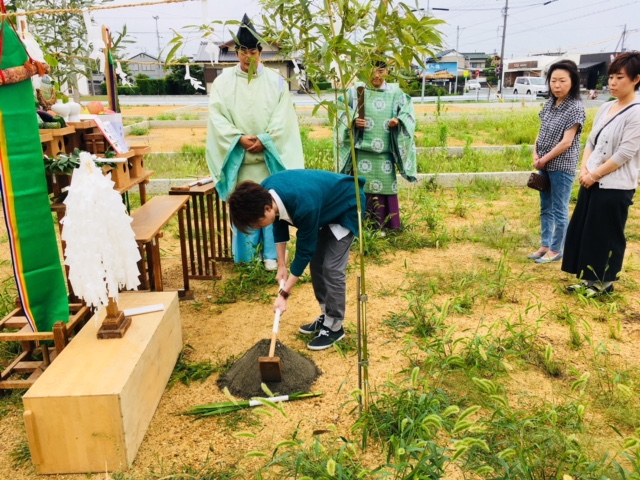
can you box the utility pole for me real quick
[498,0,508,95]
[153,15,161,60]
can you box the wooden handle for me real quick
[268,309,281,357]
[356,86,365,119]
[23,410,41,465]
[268,331,278,357]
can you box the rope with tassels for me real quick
[1,0,193,18]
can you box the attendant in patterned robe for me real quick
[338,61,417,231]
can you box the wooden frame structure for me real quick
[169,182,233,280]
[0,303,92,390]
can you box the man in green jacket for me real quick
[227,170,365,350]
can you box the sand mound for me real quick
[218,339,322,399]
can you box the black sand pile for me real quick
[218,339,321,399]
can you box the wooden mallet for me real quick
[259,307,283,382]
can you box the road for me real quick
[117,91,608,109]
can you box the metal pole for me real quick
[498,0,508,95]
[153,16,161,60]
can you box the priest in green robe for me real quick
[206,14,304,270]
[338,61,417,231]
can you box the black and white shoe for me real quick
[567,281,590,293]
[299,314,325,335]
[584,283,614,298]
[307,327,345,351]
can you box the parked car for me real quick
[512,76,548,97]
[466,80,481,91]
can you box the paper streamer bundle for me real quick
[61,153,141,308]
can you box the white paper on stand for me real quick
[123,304,165,317]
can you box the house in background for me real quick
[578,53,615,89]
[193,41,302,93]
[462,52,490,71]
[128,53,165,80]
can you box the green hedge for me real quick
[118,85,140,96]
[136,78,167,95]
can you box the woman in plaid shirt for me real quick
[528,60,586,264]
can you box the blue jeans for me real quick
[232,224,277,263]
[539,169,575,252]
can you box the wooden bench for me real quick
[130,195,192,299]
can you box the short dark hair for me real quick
[546,60,581,100]
[609,51,640,91]
[235,44,263,53]
[227,181,272,234]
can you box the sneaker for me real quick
[263,259,278,271]
[307,327,345,351]
[299,314,325,335]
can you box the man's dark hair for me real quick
[227,181,272,234]
[609,52,640,91]
[235,44,263,53]
[546,60,581,100]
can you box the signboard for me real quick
[507,61,538,69]
[92,114,129,154]
[422,62,457,80]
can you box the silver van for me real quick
[512,77,548,97]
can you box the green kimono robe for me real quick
[337,83,417,195]
[206,64,304,200]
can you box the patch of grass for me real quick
[180,113,201,120]
[154,113,178,121]
[169,345,236,387]
[122,116,144,126]
[303,136,335,171]
[10,440,31,468]
[129,125,150,136]
[0,390,24,419]
[180,143,206,157]
[146,453,243,480]
[145,152,209,178]
[214,258,277,304]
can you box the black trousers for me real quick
[562,184,635,282]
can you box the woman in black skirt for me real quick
[562,52,640,297]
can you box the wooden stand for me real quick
[0,303,92,390]
[22,291,181,474]
[130,195,192,299]
[97,297,131,339]
[169,182,233,280]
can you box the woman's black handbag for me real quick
[527,172,550,192]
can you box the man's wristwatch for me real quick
[279,289,290,300]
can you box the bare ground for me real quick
[1,104,639,478]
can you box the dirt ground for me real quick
[2,104,640,478]
[3,188,640,478]
[122,103,494,152]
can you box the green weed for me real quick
[128,125,150,136]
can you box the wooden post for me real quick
[97,297,131,339]
[101,26,119,113]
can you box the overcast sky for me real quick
[94,0,639,61]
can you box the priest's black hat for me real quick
[235,14,261,50]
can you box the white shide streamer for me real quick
[61,152,141,309]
